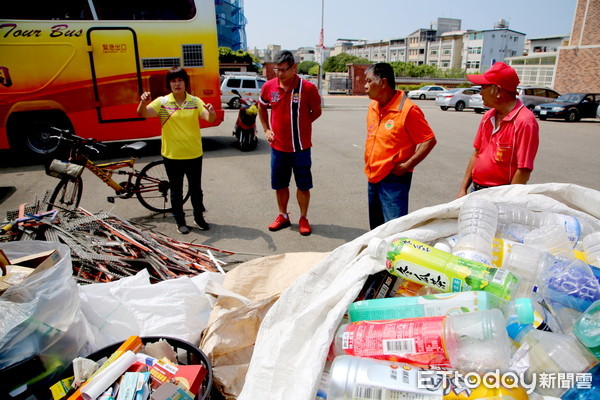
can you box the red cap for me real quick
[467,62,520,93]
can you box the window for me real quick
[95,0,197,20]
[182,44,203,67]
[241,79,256,89]
[4,0,93,19]
[226,79,241,88]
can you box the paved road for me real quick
[1,96,598,262]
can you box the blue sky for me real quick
[243,0,577,50]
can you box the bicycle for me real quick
[45,127,189,213]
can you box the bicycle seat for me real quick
[120,141,147,155]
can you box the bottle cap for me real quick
[514,298,535,324]
[367,237,385,259]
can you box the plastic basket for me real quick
[62,336,213,400]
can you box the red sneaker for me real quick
[268,214,291,231]
[299,216,311,236]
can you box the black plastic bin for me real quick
[61,336,213,400]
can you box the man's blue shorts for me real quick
[271,148,313,191]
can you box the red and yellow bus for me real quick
[0,0,224,156]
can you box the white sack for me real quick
[238,183,600,400]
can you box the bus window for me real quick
[94,0,197,20]
[5,1,93,20]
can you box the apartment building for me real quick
[506,35,569,87]
[462,23,525,73]
[428,31,466,70]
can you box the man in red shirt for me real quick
[457,62,539,197]
[258,51,322,235]
[364,63,437,229]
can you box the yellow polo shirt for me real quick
[150,93,205,159]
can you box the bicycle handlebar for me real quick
[49,126,107,153]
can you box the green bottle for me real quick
[368,237,521,300]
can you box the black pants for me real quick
[163,156,205,222]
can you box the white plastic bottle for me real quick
[327,355,530,400]
[583,231,600,267]
[452,197,498,265]
[497,203,581,246]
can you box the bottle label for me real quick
[341,317,450,368]
[390,260,450,292]
[352,384,439,399]
[556,215,581,245]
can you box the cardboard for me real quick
[172,364,208,396]
[150,382,193,400]
[9,249,57,269]
[0,265,34,294]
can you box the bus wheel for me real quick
[23,119,63,156]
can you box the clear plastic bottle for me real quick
[348,290,534,325]
[509,324,598,397]
[333,309,512,371]
[583,232,600,267]
[573,300,600,359]
[327,355,530,400]
[452,197,498,266]
[368,237,521,300]
[538,257,600,313]
[524,224,575,259]
[499,242,555,297]
[497,203,581,246]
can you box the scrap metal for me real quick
[1,202,232,284]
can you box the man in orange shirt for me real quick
[364,63,437,229]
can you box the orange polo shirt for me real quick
[364,91,436,183]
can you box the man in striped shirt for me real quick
[258,50,322,236]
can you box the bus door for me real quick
[87,27,143,123]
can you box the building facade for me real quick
[506,35,569,87]
[215,0,247,50]
[554,0,600,93]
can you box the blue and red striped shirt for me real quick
[259,76,321,153]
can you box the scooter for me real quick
[231,89,258,151]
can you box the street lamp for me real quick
[317,0,325,103]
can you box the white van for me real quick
[220,73,267,109]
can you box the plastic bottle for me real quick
[509,324,598,397]
[538,257,600,313]
[348,291,534,325]
[583,232,600,267]
[496,203,581,246]
[327,355,529,400]
[368,237,521,300]
[524,224,575,259]
[573,300,600,359]
[452,197,498,265]
[499,242,555,298]
[333,309,512,371]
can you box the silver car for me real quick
[517,86,561,110]
[435,88,485,112]
[407,85,446,100]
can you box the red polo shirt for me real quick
[259,76,321,153]
[472,100,539,186]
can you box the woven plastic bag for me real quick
[238,183,600,400]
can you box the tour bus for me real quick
[0,0,224,157]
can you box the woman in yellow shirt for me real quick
[137,67,216,234]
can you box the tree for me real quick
[298,61,319,75]
[308,64,321,76]
[323,53,370,72]
[218,47,260,72]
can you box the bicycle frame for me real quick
[86,158,136,193]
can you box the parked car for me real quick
[435,88,484,112]
[407,85,446,100]
[469,93,487,113]
[533,93,600,122]
[220,74,266,109]
[516,86,561,110]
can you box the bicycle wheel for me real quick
[47,176,83,212]
[135,160,190,213]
